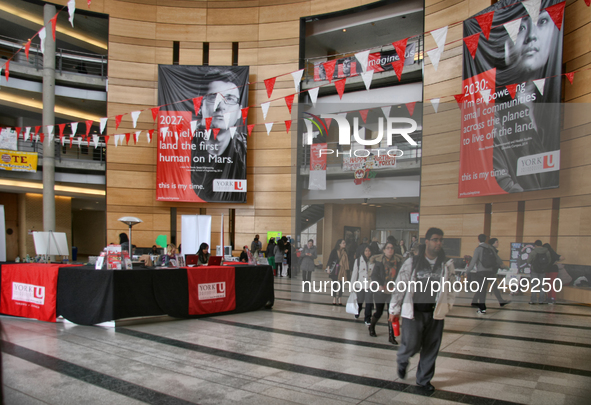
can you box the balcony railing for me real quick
[17,138,106,167]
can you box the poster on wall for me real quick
[459,0,564,198]
[157,66,249,203]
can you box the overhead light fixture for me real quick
[343,29,347,32]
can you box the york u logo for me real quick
[234,181,244,191]
[543,154,555,169]
[34,287,44,299]
[216,282,226,294]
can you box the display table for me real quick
[0,263,274,325]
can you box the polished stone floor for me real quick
[2,272,591,405]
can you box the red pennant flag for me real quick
[87,138,90,148]
[323,60,337,83]
[58,123,66,137]
[247,124,255,136]
[392,38,408,62]
[151,107,159,121]
[88,0,92,7]
[115,115,122,129]
[506,84,518,99]
[205,117,212,131]
[85,120,92,137]
[50,14,58,41]
[475,11,494,40]
[40,133,44,143]
[264,77,276,98]
[34,126,41,136]
[69,136,73,148]
[285,120,292,134]
[392,60,404,81]
[586,0,590,6]
[4,60,9,81]
[25,40,31,60]
[284,94,295,114]
[545,2,566,31]
[192,96,203,116]
[359,110,369,123]
[325,118,332,130]
[406,102,416,116]
[334,78,346,99]
[15,127,21,138]
[463,33,480,59]
[104,135,109,145]
[125,133,131,145]
[241,107,249,125]
[566,72,574,84]
[212,128,220,140]
[148,129,154,141]
[454,93,465,106]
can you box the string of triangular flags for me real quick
[1,0,589,148]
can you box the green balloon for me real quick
[155,235,167,248]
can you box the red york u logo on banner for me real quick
[216,282,226,294]
[543,154,556,169]
[234,181,244,191]
[34,286,44,299]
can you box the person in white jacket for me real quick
[350,246,372,324]
[388,227,455,392]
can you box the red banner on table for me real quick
[187,266,236,315]
[0,264,62,322]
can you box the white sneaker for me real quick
[477,309,486,314]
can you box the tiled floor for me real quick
[2,272,591,404]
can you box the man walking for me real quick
[466,234,500,314]
[389,227,455,391]
[527,240,552,304]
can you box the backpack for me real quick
[479,246,497,269]
[531,251,550,273]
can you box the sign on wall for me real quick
[459,0,564,198]
[157,66,249,203]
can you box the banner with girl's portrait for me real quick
[459,0,564,198]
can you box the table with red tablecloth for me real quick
[0,263,274,325]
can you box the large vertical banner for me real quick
[157,66,249,203]
[459,0,564,198]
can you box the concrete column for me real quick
[42,3,56,233]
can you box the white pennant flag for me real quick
[430,98,440,113]
[308,87,319,106]
[479,89,491,105]
[61,135,66,146]
[261,102,271,120]
[39,28,46,55]
[229,126,237,139]
[67,0,76,27]
[99,117,108,134]
[355,50,370,72]
[134,131,141,143]
[46,125,54,141]
[204,129,211,141]
[92,134,99,148]
[70,122,78,136]
[190,120,197,136]
[291,69,304,92]
[430,26,448,50]
[265,122,273,136]
[223,112,231,129]
[361,70,374,90]
[214,93,224,111]
[24,127,31,141]
[522,0,541,26]
[77,137,82,149]
[160,126,168,141]
[381,106,391,118]
[146,132,151,143]
[174,130,178,143]
[533,78,545,95]
[504,18,522,45]
[114,135,119,147]
[427,47,443,71]
[131,111,141,128]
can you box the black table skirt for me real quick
[1,264,274,325]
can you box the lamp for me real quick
[118,216,142,256]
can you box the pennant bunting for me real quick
[39,28,46,55]
[131,111,141,128]
[24,127,31,141]
[67,0,76,27]
[133,131,140,144]
[69,136,73,148]
[323,60,336,83]
[522,0,541,26]
[88,0,92,7]
[192,96,203,116]
[566,72,574,84]
[70,122,78,136]
[151,107,159,121]
[361,70,374,90]
[545,2,566,31]
[261,102,271,120]
[25,40,31,60]
[355,50,370,72]
[58,123,66,137]
[34,126,40,137]
[15,127,21,138]
[334,78,346,99]
[533,78,545,95]
[205,117,212,131]
[147,129,154,143]
[99,117,107,134]
[381,106,391,118]
[247,124,255,136]
[229,126,237,139]
[223,112,231,129]
[241,107,249,125]
[46,125,54,141]
[115,115,122,129]
[506,84,518,99]
[285,120,292,134]
[265,122,273,136]
[392,60,404,81]
[190,120,197,136]
[586,0,590,6]
[125,133,131,145]
[463,33,480,59]
[210,128,219,140]
[291,69,304,92]
[475,11,494,40]
[284,94,295,114]
[85,120,92,137]
[50,14,58,41]
[160,126,168,140]
[504,18,522,45]
[430,26,448,50]
[325,118,332,130]
[454,93,465,106]
[93,135,99,148]
[426,47,443,71]
[4,61,9,81]
[392,38,408,63]
[480,89,491,105]
[213,93,224,111]
[359,110,369,123]
[308,87,319,106]
[264,77,276,98]
[40,133,44,143]
[406,102,416,116]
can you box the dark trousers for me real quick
[471,272,489,310]
[355,290,371,322]
[397,311,444,386]
[365,291,387,322]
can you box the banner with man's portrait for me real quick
[459,0,564,198]
[157,66,249,203]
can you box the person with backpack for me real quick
[466,234,501,314]
[527,240,552,304]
